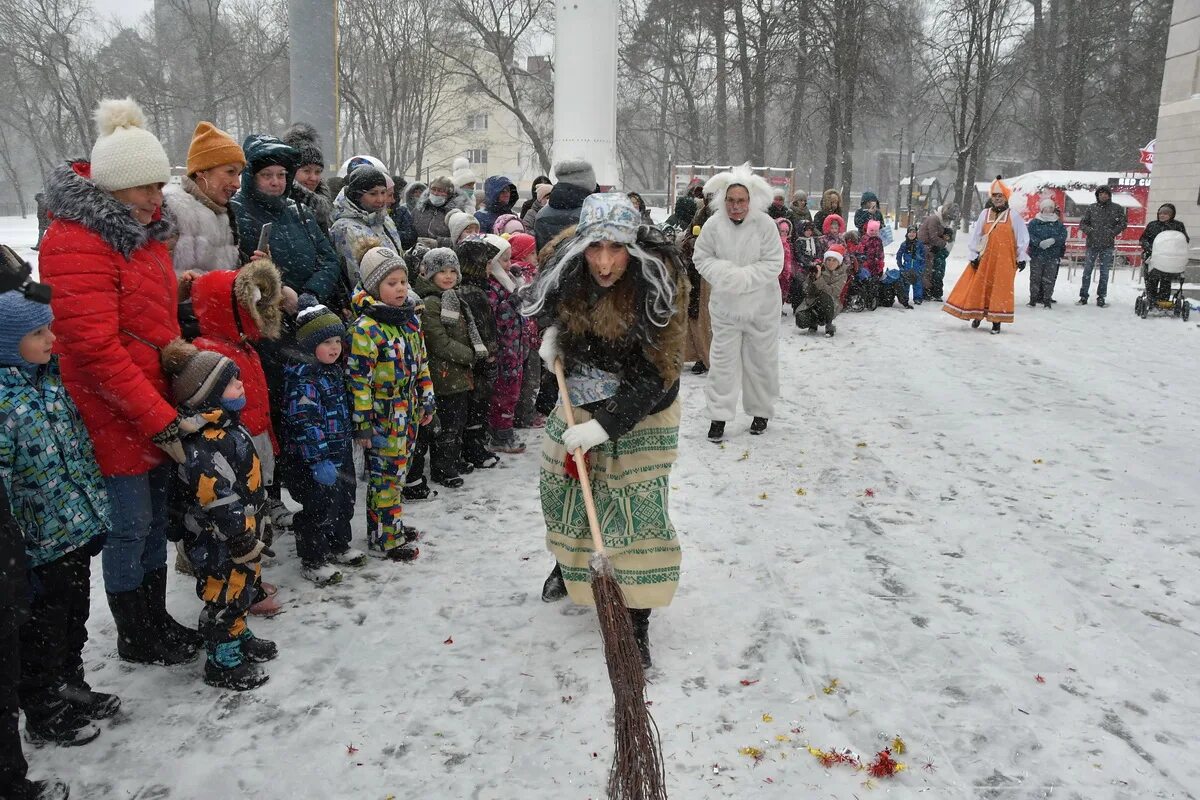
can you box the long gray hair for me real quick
[521,230,678,328]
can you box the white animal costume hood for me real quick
[703,162,774,219]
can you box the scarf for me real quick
[440,288,488,359]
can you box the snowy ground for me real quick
[7,215,1200,799]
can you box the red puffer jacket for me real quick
[190,260,282,453]
[38,161,180,477]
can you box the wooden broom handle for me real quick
[553,358,607,556]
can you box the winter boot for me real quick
[268,497,295,534]
[237,629,278,663]
[402,475,438,502]
[58,669,121,720]
[1027,299,1037,307]
[8,778,71,800]
[330,547,368,567]
[302,563,343,586]
[384,544,420,562]
[690,361,708,375]
[1096,297,1106,308]
[749,417,768,435]
[144,567,202,652]
[433,473,465,489]
[990,322,1002,334]
[204,640,268,691]
[541,563,567,602]
[970,319,982,328]
[630,608,652,670]
[1043,300,1052,309]
[489,428,527,454]
[106,589,195,666]
[24,698,100,747]
[1076,297,1088,305]
[707,421,724,443]
[824,323,836,337]
[463,426,500,468]
[455,459,476,475]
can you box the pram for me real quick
[845,266,879,312]
[1134,230,1190,321]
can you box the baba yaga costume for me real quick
[524,193,689,665]
[943,177,1029,331]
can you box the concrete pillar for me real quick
[287,0,339,169]
[552,0,620,187]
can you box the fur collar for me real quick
[44,161,175,259]
[181,176,226,215]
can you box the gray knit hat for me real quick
[421,247,461,279]
[553,159,596,190]
[161,339,239,410]
[295,294,346,352]
[445,209,479,243]
[359,245,408,297]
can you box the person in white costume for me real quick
[693,163,784,443]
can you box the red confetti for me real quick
[739,679,760,686]
[346,743,359,755]
[866,749,902,778]
[1035,674,1046,683]
[864,488,876,497]
[763,777,774,784]
[444,636,454,645]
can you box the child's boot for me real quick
[302,562,343,586]
[204,640,268,691]
[24,697,100,747]
[237,628,278,663]
[58,668,121,719]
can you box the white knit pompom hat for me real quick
[89,98,171,192]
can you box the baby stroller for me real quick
[877,268,901,308]
[845,265,879,312]
[1135,230,1190,321]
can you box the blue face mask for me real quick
[220,396,246,412]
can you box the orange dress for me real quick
[943,210,1017,324]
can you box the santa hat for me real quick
[823,244,846,264]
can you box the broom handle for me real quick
[553,358,607,556]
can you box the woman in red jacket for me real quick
[39,99,199,668]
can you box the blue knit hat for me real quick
[0,292,53,366]
[576,193,640,245]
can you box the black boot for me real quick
[106,589,195,666]
[237,629,278,663]
[541,563,567,602]
[204,640,268,691]
[971,319,981,328]
[24,698,100,747]
[144,567,202,652]
[707,421,725,443]
[57,668,121,719]
[630,608,652,669]
[990,322,1002,334]
[8,778,71,800]
[749,417,768,435]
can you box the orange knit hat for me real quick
[989,175,1012,200]
[187,121,246,176]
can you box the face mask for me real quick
[430,195,447,207]
[220,396,246,412]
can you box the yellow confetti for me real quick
[758,492,769,500]
[890,736,907,754]
[862,778,877,789]
[1033,458,1044,464]
[822,678,840,695]
[761,713,773,722]
[807,746,828,759]
[739,746,764,760]
[737,450,750,461]
[776,734,790,742]
[795,487,807,496]
[856,441,868,448]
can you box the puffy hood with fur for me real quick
[820,189,843,215]
[43,160,175,258]
[821,214,846,235]
[703,163,774,219]
[189,259,282,344]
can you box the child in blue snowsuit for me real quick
[895,226,926,307]
[283,296,365,586]
[0,292,116,746]
[1026,199,1068,307]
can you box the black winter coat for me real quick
[0,477,29,634]
[535,183,594,253]
[1139,219,1189,257]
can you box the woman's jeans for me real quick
[102,463,172,593]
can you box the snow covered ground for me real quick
[6,215,1200,799]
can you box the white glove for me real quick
[538,324,561,371]
[1039,238,1055,249]
[562,419,610,454]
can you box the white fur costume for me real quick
[693,164,784,422]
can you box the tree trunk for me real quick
[713,0,728,163]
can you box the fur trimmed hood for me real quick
[189,259,283,343]
[44,160,175,259]
[703,163,773,218]
[820,189,843,215]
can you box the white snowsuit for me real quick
[694,210,784,421]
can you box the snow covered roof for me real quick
[1064,189,1142,209]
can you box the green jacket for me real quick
[415,276,476,396]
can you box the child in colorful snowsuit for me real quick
[416,248,489,488]
[161,340,276,691]
[284,297,365,586]
[186,261,284,615]
[0,293,118,746]
[454,236,502,469]
[481,233,528,453]
[348,241,435,560]
[894,226,926,308]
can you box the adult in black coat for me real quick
[534,159,597,253]
[1139,203,1189,258]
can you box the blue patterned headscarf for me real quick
[576,193,640,245]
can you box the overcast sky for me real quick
[91,0,153,26]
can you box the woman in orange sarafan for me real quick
[943,176,1030,334]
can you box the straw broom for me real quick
[553,358,668,800]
